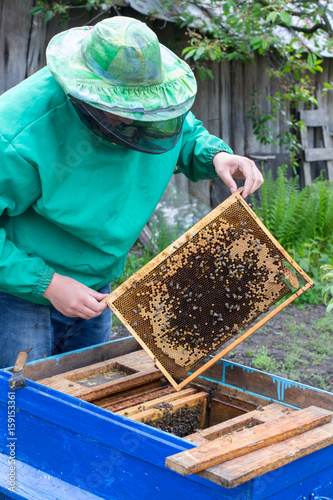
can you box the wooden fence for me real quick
[1,0,333,206]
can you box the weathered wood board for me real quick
[166,404,333,488]
[37,350,161,401]
[299,109,333,184]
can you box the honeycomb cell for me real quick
[108,192,312,384]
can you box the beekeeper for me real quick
[0,16,263,367]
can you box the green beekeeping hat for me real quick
[46,16,197,121]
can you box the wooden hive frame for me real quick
[104,189,314,391]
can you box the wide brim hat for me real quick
[46,16,197,122]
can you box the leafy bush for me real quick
[250,168,333,305]
[321,265,333,313]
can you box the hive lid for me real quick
[104,189,314,390]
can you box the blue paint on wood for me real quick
[0,372,252,500]
[1,352,333,500]
[203,358,332,405]
[251,445,333,500]
[199,374,302,410]
[271,376,306,401]
[218,360,255,381]
[2,338,132,371]
[0,452,103,499]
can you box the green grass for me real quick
[250,346,280,373]
[242,312,333,391]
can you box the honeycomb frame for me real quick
[104,189,314,391]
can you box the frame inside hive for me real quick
[104,189,314,391]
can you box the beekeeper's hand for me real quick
[213,152,263,199]
[42,273,108,319]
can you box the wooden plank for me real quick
[37,350,155,386]
[37,377,92,398]
[129,391,209,423]
[299,110,313,185]
[20,337,140,381]
[326,159,333,180]
[93,380,167,407]
[198,422,333,488]
[204,361,333,412]
[219,60,231,147]
[0,452,102,500]
[165,406,332,475]
[231,60,245,155]
[116,388,198,417]
[185,403,295,445]
[38,368,162,400]
[101,385,175,412]
[305,147,333,162]
[79,369,162,402]
[302,160,313,185]
[37,350,162,400]
[0,0,34,94]
[66,362,135,382]
[194,376,273,409]
[208,398,246,426]
[299,108,333,182]
[299,109,329,127]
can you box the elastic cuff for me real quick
[202,146,234,178]
[206,145,234,163]
[33,267,55,297]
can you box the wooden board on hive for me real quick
[166,404,333,488]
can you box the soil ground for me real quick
[111,304,333,392]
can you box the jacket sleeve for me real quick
[176,112,233,182]
[0,134,54,300]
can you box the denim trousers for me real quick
[0,284,112,369]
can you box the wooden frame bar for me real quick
[105,189,314,391]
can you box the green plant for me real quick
[30,1,333,170]
[250,169,333,252]
[251,346,279,373]
[177,1,332,170]
[291,241,333,305]
[250,167,333,305]
[321,264,333,313]
[30,0,118,24]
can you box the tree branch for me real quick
[290,23,328,34]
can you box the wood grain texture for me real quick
[128,391,209,423]
[37,350,161,400]
[198,423,333,488]
[299,108,333,183]
[165,406,332,475]
[19,337,140,381]
[305,147,333,162]
[99,384,175,411]
[116,388,198,417]
[201,361,333,412]
[185,403,295,445]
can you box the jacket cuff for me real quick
[204,146,234,178]
[207,145,233,162]
[33,266,55,298]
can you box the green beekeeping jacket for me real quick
[0,67,233,305]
